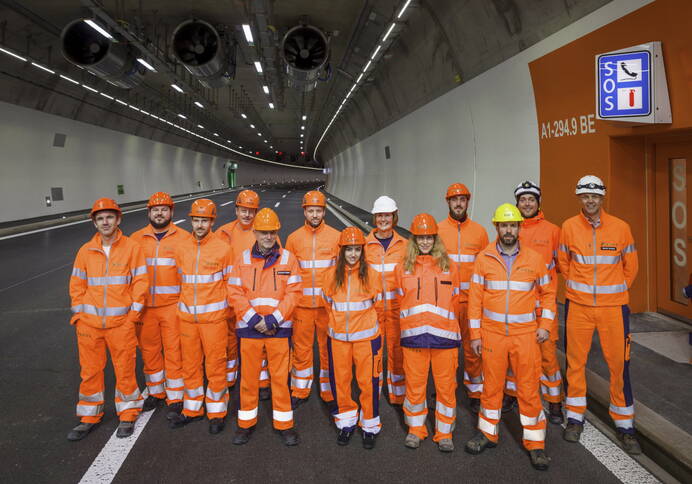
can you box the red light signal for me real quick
[255,151,260,155]
[278,151,283,155]
[301,151,305,156]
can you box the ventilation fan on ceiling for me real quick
[281,24,330,92]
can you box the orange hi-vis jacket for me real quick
[395,256,462,349]
[285,222,340,308]
[468,242,556,340]
[365,230,407,307]
[520,212,560,286]
[70,229,148,329]
[437,216,489,302]
[227,246,302,338]
[130,223,191,307]
[558,210,638,307]
[322,263,384,342]
[217,219,282,259]
[175,231,232,324]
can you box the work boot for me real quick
[116,420,135,438]
[548,402,564,425]
[142,395,166,412]
[404,433,421,449]
[279,428,299,446]
[617,431,642,455]
[67,422,99,441]
[233,426,254,445]
[469,398,480,414]
[337,429,353,446]
[465,432,497,455]
[362,432,376,450]
[209,418,225,435]
[291,396,308,410]
[502,395,517,413]
[563,422,583,443]
[166,402,183,420]
[168,413,202,429]
[259,387,271,401]
[438,438,455,453]
[529,449,550,470]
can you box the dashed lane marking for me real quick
[282,194,287,198]
[274,202,280,207]
[0,262,72,293]
[173,219,186,224]
[220,200,234,206]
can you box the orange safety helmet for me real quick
[189,199,217,219]
[236,189,260,209]
[302,190,326,207]
[338,226,366,246]
[147,191,174,208]
[90,197,121,217]
[445,183,471,200]
[410,213,438,235]
[253,207,281,231]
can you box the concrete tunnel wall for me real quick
[0,101,322,223]
[325,0,653,236]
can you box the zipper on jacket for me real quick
[381,252,387,311]
[592,226,597,306]
[434,276,438,305]
[102,250,109,328]
[252,268,257,291]
[457,225,462,262]
[152,239,160,306]
[417,277,420,300]
[273,267,277,291]
[193,241,201,323]
[488,252,511,336]
[345,271,351,342]
[311,232,316,307]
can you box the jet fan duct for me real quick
[61,19,143,89]
[281,24,329,92]
[171,19,235,89]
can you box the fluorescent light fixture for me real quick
[0,46,27,61]
[242,24,254,44]
[383,23,396,42]
[356,73,364,83]
[397,0,413,18]
[115,99,127,106]
[239,146,243,149]
[197,124,204,129]
[254,61,263,73]
[178,113,187,119]
[227,140,232,143]
[371,45,381,59]
[31,62,54,74]
[241,113,247,119]
[264,140,267,143]
[302,115,307,121]
[171,83,184,93]
[214,133,219,137]
[136,58,156,71]
[300,134,304,138]
[257,133,262,136]
[59,74,79,85]
[250,124,255,128]
[268,103,275,109]
[81,84,98,93]
[262,85,269,94]
[84,19,113,40]
[194,101,204,108]
[100,92,114,100]
[301,126,305,130]
[363,60,372,71]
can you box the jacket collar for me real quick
[580,208,607,228]
[143,223,177,239]
[345,261,361,273]
[446,214,471,227]
[366,228,405,248]
[304,220,325,234]
[252,242,281,268]
[520,211,544,228]
[88,228,123,250]
[193,230,215,246]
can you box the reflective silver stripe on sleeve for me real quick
[222,265,233,276]
[71,305,84,314]
[622,244,636,254]
[400,325,460,341]
[150,285,180,295]
[299,259,335,269]
[88,275,132,286]
[227,277,242,286]
[146,257,176,266]
[559,244,569,252]
[181,272,223,284]
[131,265,148,277]
[81,304,130,316]
[482,308,535,324]
[449,254,476,263]
[471,274,485,285]
[537,275,550,286]
[241,308,257,323]
[72,267,87,279]
[458,282,470,290]
[570,252,621,265]
[547,260,556,271]
[566,280,628,294]
[399,304,456,321]
[541,309,556,321]
[280,249,291,265]
[272,309,285,323]
[242,250,251,264]
[287,275,302,285]
[250,297,280,307]
[177,300,228,314]
[131,302,144,312]
[468,319,481,329]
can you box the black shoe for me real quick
[502,395,517,413]
[168,413,202,429]
[259,387,271,401]
[563,422,583,443]
[465,432,497,455]
[291,396,308,410]
[337,429,353,446]
[529,449,550,470]
[116,420,135,438]
[166,402,183,420]
[617,431,642,455]
[142,395,166,412]
[279,428,299,446]
[209,418,225,435]
[548,402,564,425]
[233,426,254,445]
[362,432,376,450]
[469,398,480,414]
[67,422,99,441]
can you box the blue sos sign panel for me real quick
[597,50,651,118]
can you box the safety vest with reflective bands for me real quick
[468,242,556,340]
[364,230,406,310]
[175,231,232,323]
[227,247,302,338]
[285,222,340,308]
[130,223,191,307]
[322,263,384,342]
[558,210,638,306]
[437,215,489,303]
[395,255,461,349]
[69,229,148,329]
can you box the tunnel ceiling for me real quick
[0,0,610,168]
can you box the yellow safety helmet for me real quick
[491,203,523,223]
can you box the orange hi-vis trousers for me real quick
[564,300,635,433]
[179,319,228,419]
[477,329,546,450]
[504,339,563,403]
[238,337,293,430]
[291,307,333,401]
[226,314,238,387]
[328,336,383,434]
[383,307,405,404]
[460,302,483,399]
[402,347,458,442]
[75,320,143,423]
[135,303,183,403]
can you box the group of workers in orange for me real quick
[67,174,639,471]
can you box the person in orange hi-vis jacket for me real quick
[169,199,231,435]
[501,181,564,424]
[286,190,340,408]
[437,183,489,414]
[67,198,147,441]
[558,175,640,455]
[365,195,406,405]
[395,214,461,453]
[465,203,554,472]
[322,227,384,450]
[130,192,191,417]
[227,208,302,447]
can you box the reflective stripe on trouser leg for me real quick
[384,308,405,404]
[265,337,293,430]
[290,307,316,399]
[539,339,563,403]
[198,320,229,419]
[460,302,483,397]
[564,300,596,425]
[504,366,517,397]
[259,351,271,388]
[180,321,206,417]
[510,330,546,450]
[238,337,263,428]
[478,329,510,443]
[75,321,108,423]
[137,306,166,398]
[402,347,431,440]
[431,347,458,442]
[226,315,238,387]
[106,321,143,420]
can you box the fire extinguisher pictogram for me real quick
[629,89,636,107]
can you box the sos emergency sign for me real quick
[595,42,671,124]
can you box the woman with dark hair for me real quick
[394,214,461,452]
[322,227,384,450]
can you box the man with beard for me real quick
[465,203,554,471]
[130,192,191,416]
[437,184,488,413]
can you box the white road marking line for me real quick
[220,200,234,206]
[274,202,280,207]
[173,219,186,225]
[261,190,266,192]
[0,262,72,293]
[326,205,353,228]
[79,410,154,484]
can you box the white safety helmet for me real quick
[514,180,541,201]
[575,175,606,196]
[371,195,398,214]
